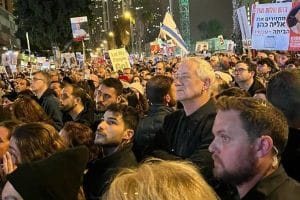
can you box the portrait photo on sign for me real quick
[287,4,300,34]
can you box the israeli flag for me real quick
[159,12,189,54]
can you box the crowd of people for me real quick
[0,49,299,199]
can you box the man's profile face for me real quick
[30,73,46,93]
[95,85,119,112]
[209,110,258,185]
[174,60,205,102]
[94,111,127,146]
[15,79,28,93]
[60,86,76,112]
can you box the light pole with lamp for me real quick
[124,11,134,54]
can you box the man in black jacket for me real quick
[151,57,216,182]
[31,71,63,130]
[83,104,139,200]
[134,75,175,161]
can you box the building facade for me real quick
[0,0,19,50]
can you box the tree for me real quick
[14,0,93,53]
[197,19,224,40]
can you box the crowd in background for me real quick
[0,50,299,199]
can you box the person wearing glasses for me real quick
[233,61,265,96]
[30,71,63,130]
[209,96,300,200]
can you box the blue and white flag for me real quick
[159,12,189,54]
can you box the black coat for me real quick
[281,128,300,182]
[62,98,95,127]
[83,143,137,200]
[150,99,216,181]
[242,166,300,200]
[133,104,174,161]
[38,89,63,130]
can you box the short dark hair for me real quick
[64,84,87,103]
[102,78,123,96]
[146,75,173,104]
[106,104,139,132]
[216,96,288,157]
[257,58,278,73]
[236,61,256,73]
[50,81,63,89]
[267,69,300,125]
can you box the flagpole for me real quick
[26,32,33,77]
[169,0,173,15]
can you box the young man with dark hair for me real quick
[93,78,123,131]
[209,96,300,199]
[84,104,139,199]
[133,75,175,161]
[60,84,94,127]
[234,61,265,96]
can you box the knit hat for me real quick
[7,146,89,200]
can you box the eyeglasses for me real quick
[233,68,248,73]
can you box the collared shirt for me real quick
[242,165,300,200]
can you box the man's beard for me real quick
[61,104,75,113]
[213,151,258,185]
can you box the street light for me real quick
[108,31,114,37]
[124,11,134,53]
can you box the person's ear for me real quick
[75,97,82,105]
[123,129,134,141]
[116,95,122,103]
[254,135,273,158]
[203,78,211,91]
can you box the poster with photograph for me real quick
[70,16,90,41]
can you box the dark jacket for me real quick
[235,78,265,97]
[83,143,137,200]
[151,99,216,180]
[133,104,174,161]
[242,166,300,200]
[38,89,63,130]
[281,128,300,182]
[63,98,95,127]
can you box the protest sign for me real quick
[251,2,300,50]
[237,6,252,48]
[70,16,90,41]
[108,48,131,71]
[195,42,209,54]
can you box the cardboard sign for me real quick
[251,2,300,50]
[108,48,131,71]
